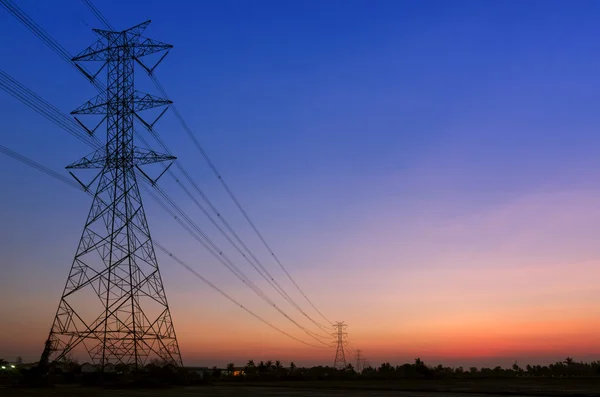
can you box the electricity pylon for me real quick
[40,21,182,371]
[332,321,347,370]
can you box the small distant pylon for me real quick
[332,321,347,370]
[356,349,362,373]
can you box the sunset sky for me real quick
[2,0,600,368]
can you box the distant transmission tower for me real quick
[332,321,348,370]
[40,21,182,370]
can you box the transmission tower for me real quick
[40,21,182,370]
[356,349,362,373]
[332,321,348,370]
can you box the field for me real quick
[3,378,600,397]
[0,386,536,397]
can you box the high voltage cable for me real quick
[0,65,330,345]
[0,71,100,149]
[136,131,331,333]
[346,341,357,363]
[3,0,331,339]
[0,86,322,347]
[0,0,102,90]
[79,0,333,330]
[0,145,83,190]
[135,133,331,342]
[0,67,331,346]
[0,147,325,349]
[81,0,112,31]
[80,0,333,327]
[0,1,70,63]
[146,184,331,345]
[149,66,333,327]
[4,0,330,333]
[152,241,327,349]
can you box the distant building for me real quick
[219,367,245,377]
[230,367,245,377]
[185,366,245,378]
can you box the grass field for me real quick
[2,378,600,396]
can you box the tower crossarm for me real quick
[92,20,150,40]
[72,39,172,62]
[73,21,171,62]
[71,91,172,115]
[67,147,176,169]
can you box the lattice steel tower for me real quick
[40,21,182,370]
[333,321,347,370]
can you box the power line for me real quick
[153,241,328,349]
[145,184,332,345]
[3,0,332,344]
[77,0,332,330]
[130,86,331,332]
[135,114,331,333]
[80,0,113,31]
[0,0,102,89]
[0,65,330,346]
[0,145,83,190]
[77,0,332,326]
[171,165,331,331]
[0,70,100,148]
[0,146,325,349]
[346,340,358,366]
[135,131,331,332]
[149,73,333,326]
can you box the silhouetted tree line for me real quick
[3,356,600,387]
[220,357,600,381]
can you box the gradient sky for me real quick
[2,0,600,368]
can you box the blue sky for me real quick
[2,0,600,366]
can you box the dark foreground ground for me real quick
[0,386,535,397]
[2,379,600,396]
